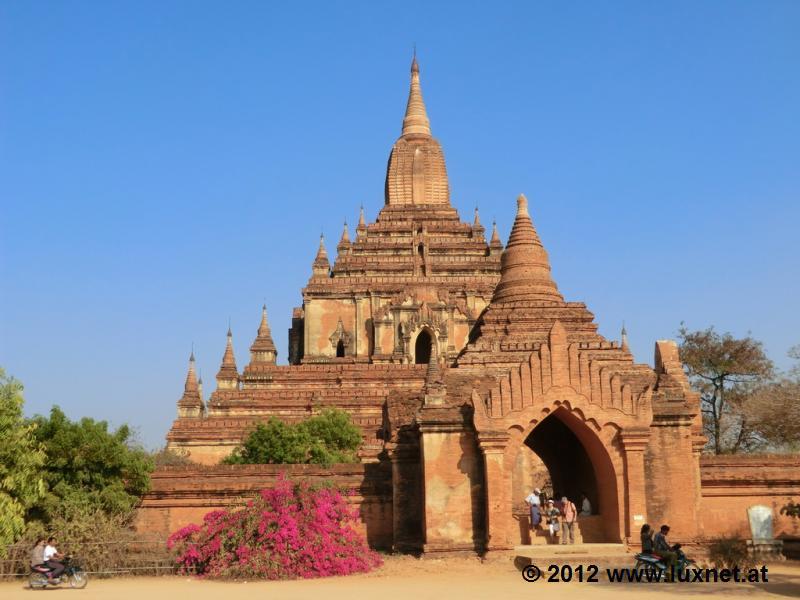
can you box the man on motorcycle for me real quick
[654,525,678,579]
[43,536,66,580]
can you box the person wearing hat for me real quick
[544,499,561,541]
[525,488,542,529]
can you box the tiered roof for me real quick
[458,194,624,368]
[305,57,501,296]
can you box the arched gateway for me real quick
[407,195,705,554]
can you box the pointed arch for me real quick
[414,329,433,364]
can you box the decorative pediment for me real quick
[474,321,656,431]
[329,318,352,352]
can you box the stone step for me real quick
[514,543,635,570]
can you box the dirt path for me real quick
[2,557,799,599]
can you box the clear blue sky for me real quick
[1,1,798,449]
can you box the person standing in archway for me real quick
[544,499,561,542]
[525,487,542,530]
[561,496,578,545]
[579,492,592,516]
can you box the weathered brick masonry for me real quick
[140,57,800,552]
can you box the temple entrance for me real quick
[414,330,432,364]
[336,340,345,357]
[512,408,620,544]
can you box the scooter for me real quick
[29,556,88,589]
[633,545,695,581]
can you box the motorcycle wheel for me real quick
[68,570,88,589]
[28,572,48,589]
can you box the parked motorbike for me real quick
[29,556,88,589]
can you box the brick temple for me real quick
[143,57,800,553]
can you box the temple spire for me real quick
[401,54,431,138]
[471,206,485,240]
[492,194,562,303]
[491,221,501,243]
[216,327,239,389]
[177,351,203,418]
[312,234,330,277]
[489,219,503,255]
[184,351,198,392]
[250,304,277,364]
[341,221,350,243]
[358,205,366,228]
[621,323,630,352]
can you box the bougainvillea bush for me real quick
[167,476,382,579]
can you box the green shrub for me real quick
[781,501,800,519]
[28,406,154,520]
[708,536,753,570]
[223,409,362,466]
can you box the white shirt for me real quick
[580,498,592,514]
[43,545,58,562]
[525,493,541,506]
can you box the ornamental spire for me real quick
[338,221,351,250]
[621,323,630,352]
[177,351,203,418]
[489,219,503,255]
[492,194,562,303]
[491,221,501,243]
[216,327,239,388]
[250,304,277,364]
[184,351,198,393]
[401,53,431,138]
[312,234,330,277]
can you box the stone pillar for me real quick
[619,429,650,543]
[478,430,513,552]
[645,414,703,541]
[418,405,483,553]
[387,441,422,552]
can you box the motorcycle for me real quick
[29,556,88,589]
[633,545,696,581]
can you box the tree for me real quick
[743,378,800,451]
[741,344,800,451]
[678,325,773,454]
[223,409,362,466]
[0,368,46,556]
[28,406,154,521]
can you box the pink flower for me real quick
[167,477,382,580]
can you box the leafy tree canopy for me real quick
[223,409,362,467]
[678,326,800,454]
[0,368,46,555]
[29,405,154,520]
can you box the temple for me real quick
[151,57,800,554]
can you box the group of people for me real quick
[641,524,685,575]
[30,536,65,580]
[524,488,592,545]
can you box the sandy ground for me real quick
[2,556,799,600]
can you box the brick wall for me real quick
[700,455,800,541]
[135,463,393,549]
